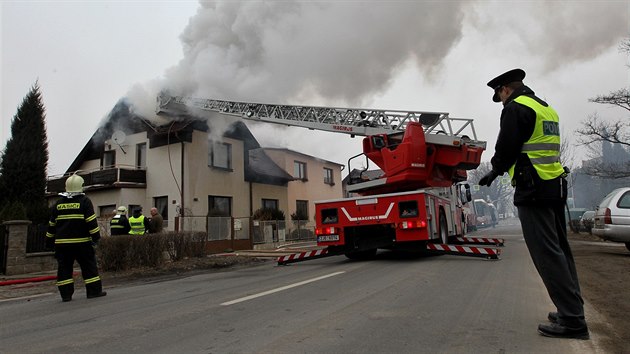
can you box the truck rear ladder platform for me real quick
[452,237,505,246]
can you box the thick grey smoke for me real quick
[157,0,628,106]
[126,0,627,169]
[467,2,628,73]
[163,1,467,105]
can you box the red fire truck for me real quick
[157,94,504,263]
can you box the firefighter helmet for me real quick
[65,173,84,193]
[117,206,127,214]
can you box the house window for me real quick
[103,150,116,168]
[262,199,279,210]
[324,167,334,185]
[153,196,168,227]
[296,200,309,220]
[99,204,116,217]
[136,143,147,169]
[294,161,307,180]
[208,196,232,216]
[209,141,232,170]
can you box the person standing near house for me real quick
[128,207,149,235]
[46,173,107,302]
[110,206,131,235]
[479,68,588,339]
[148,207,164,233]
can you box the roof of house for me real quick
[261,147,344,167]
[66,99,293,185]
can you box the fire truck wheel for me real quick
[439,211,449,244]
[345,248,377,260]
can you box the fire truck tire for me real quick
[439,210,449,244]
[345,248,377,260]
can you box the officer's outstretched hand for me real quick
[479,170,499,187]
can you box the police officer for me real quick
[128,207,149,235]
[479,69,588,339]
[46,173,107,302]
[110,206,131,235]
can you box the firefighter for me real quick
[128,207,149,235]
[46,173,107,302]
[480,69,588,339]
[110,206,131,235]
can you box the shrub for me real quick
[165,231,207,261]
[252,207,285,221]
[98,231,209,271]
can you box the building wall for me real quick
[182,131,251,217]
[263,148,343,220]
[65,128,344,231]
[250,183,289,218]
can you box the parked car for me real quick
[580,210,595,234]
[592,187,630,252]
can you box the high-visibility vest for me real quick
[128,215,146,235]
[508,95,565,181]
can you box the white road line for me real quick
[221,271,345,306]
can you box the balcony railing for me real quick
[47,165,147,194]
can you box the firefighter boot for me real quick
[85,277,106,299]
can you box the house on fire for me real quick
[46,99,343,233]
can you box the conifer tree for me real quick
[0,82,49,223]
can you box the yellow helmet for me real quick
[65,173,84,193]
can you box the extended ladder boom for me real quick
[156,94,486,149]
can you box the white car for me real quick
[592,187,630,252]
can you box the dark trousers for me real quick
[517,204,586,327]
[56,243,102,299]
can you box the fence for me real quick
[176,216,316,245]
[252,219,316,245]
[26,223,49,253]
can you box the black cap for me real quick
[487,68,526,102]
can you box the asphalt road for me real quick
[1,223,602,353]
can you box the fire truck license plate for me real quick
[318,235,339,242]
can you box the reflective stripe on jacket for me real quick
[508,95,565,181]
[46,194,100,244]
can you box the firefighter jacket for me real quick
[46,194,101,245]
[110,214,131,235]
[489,85,567,207]
[128,215,148,235]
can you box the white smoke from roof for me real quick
[163,1,468,105]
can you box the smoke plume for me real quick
[125,1,628,168]
[163,1,467,105]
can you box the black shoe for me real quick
[87,291,107,299]
[62,297,72,302]
[538,323,589,340]
[548,312,558,323]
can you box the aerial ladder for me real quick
[156,93,504,263]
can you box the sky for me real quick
[1,1,629,177]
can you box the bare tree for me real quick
[575,38,630,179]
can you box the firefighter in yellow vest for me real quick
[46,173,107,302]
[479,69,588,339]
[128,207,149,235]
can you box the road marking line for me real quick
[221,271,345,306]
